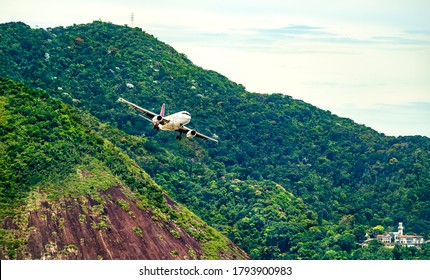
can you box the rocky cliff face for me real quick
[26,186,202,260]
[4,186,247,260]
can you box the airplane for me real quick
[118,97,218,143]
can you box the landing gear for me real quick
[176,132,183,140]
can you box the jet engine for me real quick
[152,115,163,124]
[152,115,163,129]
[186,130,197,138]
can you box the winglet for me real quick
[160,103,165,117]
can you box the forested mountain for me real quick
[0,78,248,260]
[1,21,429,259]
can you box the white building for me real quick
[376,234,391,244]
[376,222,424,247]
[396,235,424,247]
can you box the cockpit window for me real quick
[182,112,191,116]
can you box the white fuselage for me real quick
[159,111,191,131]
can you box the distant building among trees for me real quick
[376,222,424,247]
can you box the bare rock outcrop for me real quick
[20,186,246,260]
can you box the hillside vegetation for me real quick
[1,21,430,259]
[0,78,248,260]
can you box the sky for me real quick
[1,0,430,137]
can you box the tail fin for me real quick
[160,103,165,117]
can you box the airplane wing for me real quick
[179,126,219,143]
[118,97,169,124]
